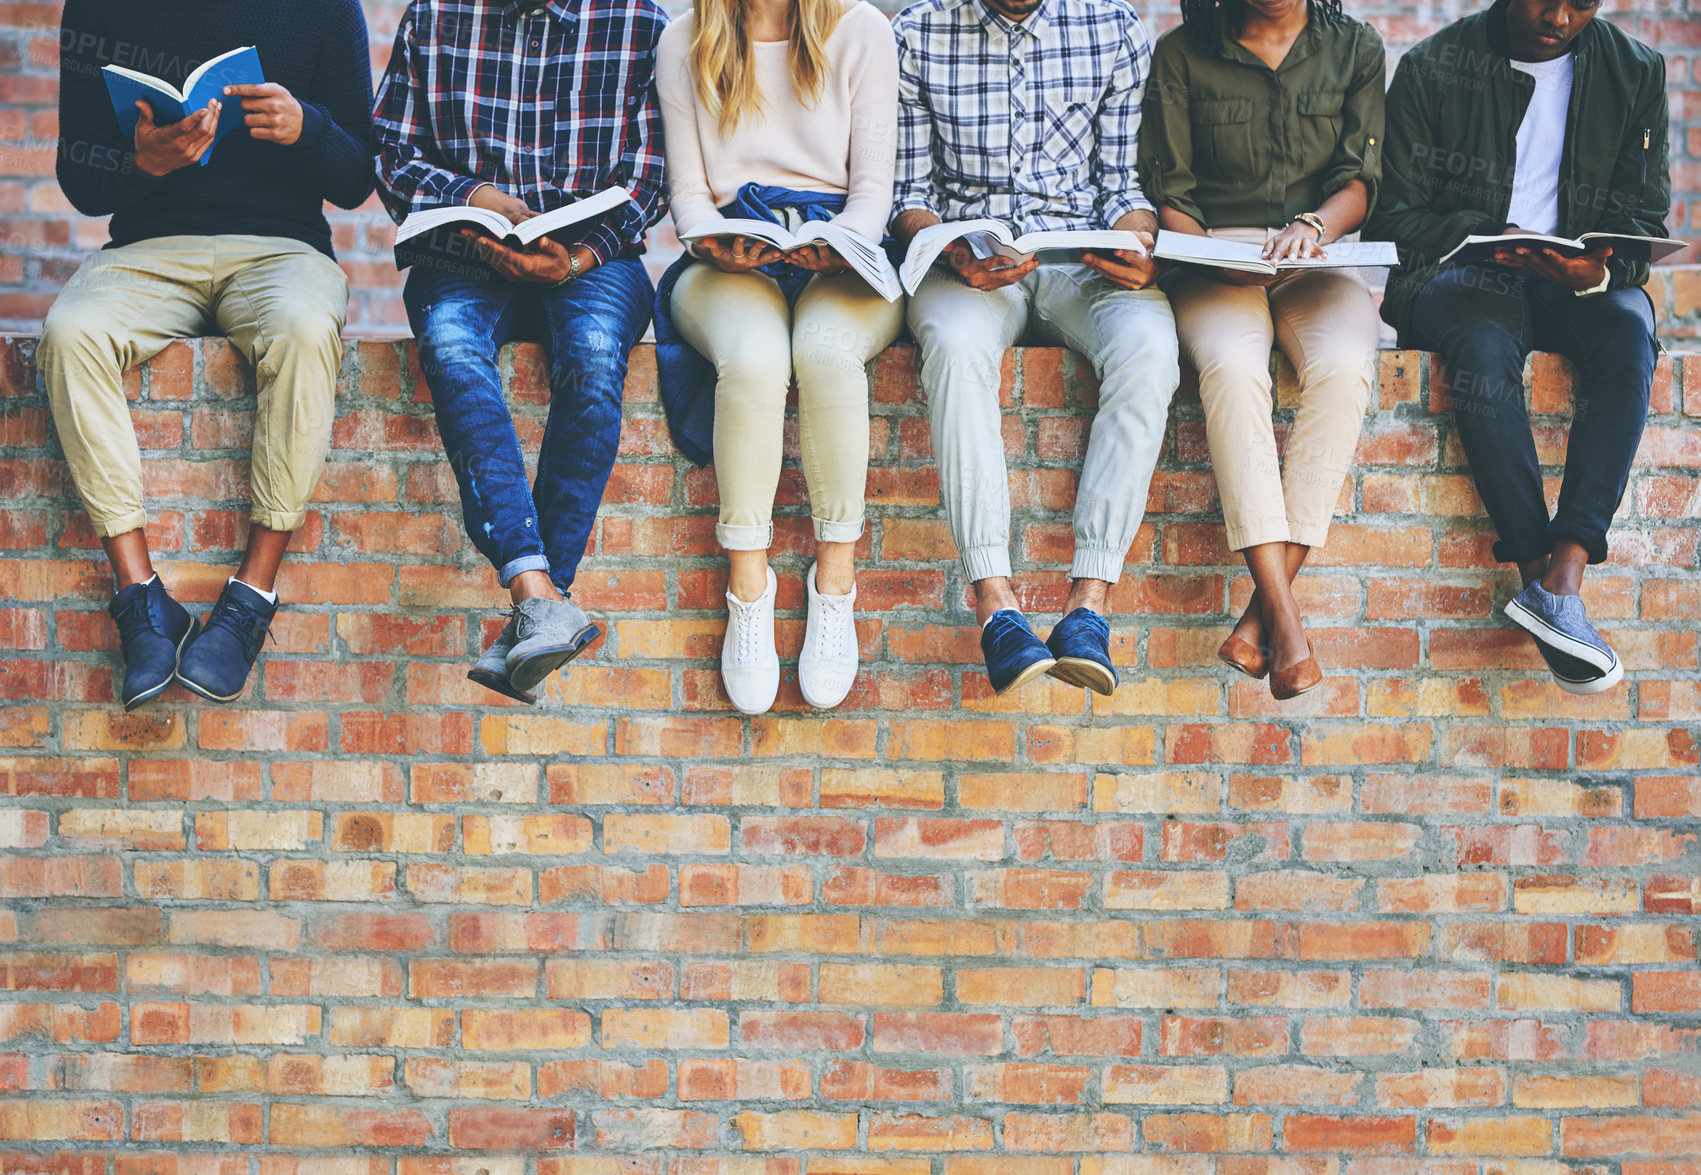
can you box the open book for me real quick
[1440,231,1687,267]
[395,185,632,253]
[678,218,901,302]
[102,46,263,167]
[900,219,1149,294]
[1154,232,1400,274]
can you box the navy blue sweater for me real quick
[56,0,377,258]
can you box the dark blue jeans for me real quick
[404,259,652,593]
[1411,265,1656,565]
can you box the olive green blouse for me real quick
[1138,15,1385,229]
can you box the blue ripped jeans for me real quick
[404,260,652,593]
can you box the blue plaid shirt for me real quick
[891,0,1155,234]
[373,0,668,262]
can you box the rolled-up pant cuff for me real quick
[497,554,551,589]
[1226,519,1294,553]
[813,516,865,545]
[1489,534,1556,565]
[1071,544,1126,584]
[1548,522,1610,566]
[91,509,148,540]
[251,507,308,534]
[961,544,1013,583]
[1286,519,1332,551]
[717,522,773,552]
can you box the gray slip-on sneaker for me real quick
[504,597,601,696]
[467,610,535,704]
[1504,580,1622,694]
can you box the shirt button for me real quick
[530,39,541,48]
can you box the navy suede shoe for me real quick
[980,609,1057,696]
[108,577,199,711]
[176,580,277,703]
[1046,607,1118,695]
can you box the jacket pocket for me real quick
[1190,97,1255,183]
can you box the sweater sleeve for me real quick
[54,0,166,217]
[656,20,721,238]
[294,0,378,210]
[831,7,899,241]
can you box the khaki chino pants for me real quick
[671,262,904,551]
[1164,226,1380,552]
[38,235,349,538]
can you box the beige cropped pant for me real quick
[1165,226,1380,551]
[38,235,348,538]
[671,262,904,550]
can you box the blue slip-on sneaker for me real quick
[108,576,199,711]
[1045,607,1118,695]
[1504,580,1622,694]
[176,580,278,703]
[467,610,536,704]
[981,608,1057,696]
[504,596,601,696]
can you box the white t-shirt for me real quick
[1505,51,1575,235]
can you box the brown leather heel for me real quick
[1269,644,1322,700]
[1217,634,1269,681]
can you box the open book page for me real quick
[511,186,633,247]
[1272,240,1400,269]
[393,205,516,246]
[103,45,259,104]
[1155,233,1398,273]
[394,186,632,249]
[901,221,1150,293]
[1440,232,1686,267]
[677,217,901,302]
[899,219,1009,294]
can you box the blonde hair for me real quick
[690,0,843,135]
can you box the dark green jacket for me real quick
[1364,0,1670,345]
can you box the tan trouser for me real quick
[671,262,904,550]
[38,235,349,538]
[1165,226,1380,551]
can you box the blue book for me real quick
[102,46,264,167]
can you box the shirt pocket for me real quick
[1295,89,1345,171]
[1040,83,1104,170]
[1189,97,1255,182]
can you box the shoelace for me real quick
[729,595,766,665]
[813,592,854,660]
[983,610,1028,648]
[110,588,161,642]
[203,591,275,660]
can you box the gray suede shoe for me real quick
[504,597,601,695]
[467,611,535,704]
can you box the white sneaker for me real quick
[722,567,779,715]
[798,563,859,710]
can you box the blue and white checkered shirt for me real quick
[891,0,1155,234]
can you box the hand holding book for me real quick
[132,100,222,176]
[1489,236,1612,292]
[691,234,788,274]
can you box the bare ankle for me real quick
[973,577,1019,626]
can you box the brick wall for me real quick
[1,332,1699,1168]
[1,0,1698,334]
